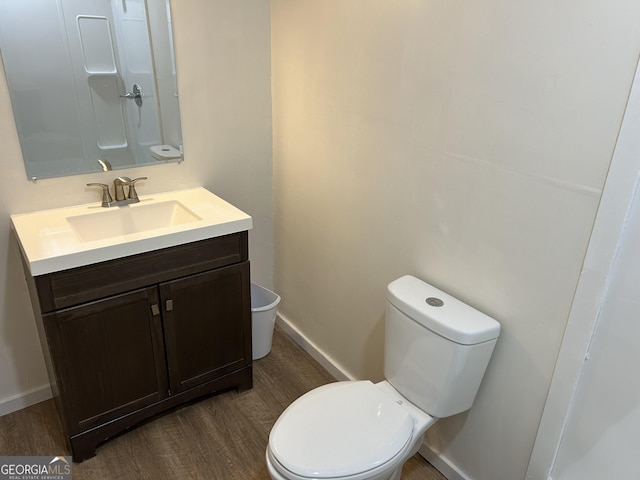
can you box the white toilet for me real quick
[266,275,501,480]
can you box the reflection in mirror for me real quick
[0,0,183,180]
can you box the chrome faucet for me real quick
[87,177,148,207]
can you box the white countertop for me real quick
[11,187,253,276]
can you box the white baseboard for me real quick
[0,385,52,417]
[276,314,469,480]
[419,444,470,480]
[276,314,355,381]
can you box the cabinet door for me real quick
[44,287,169,434]
[161,262,251,394]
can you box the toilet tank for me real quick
[384,276,500,418]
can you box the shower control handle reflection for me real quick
[120,83,143,106]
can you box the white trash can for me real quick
[251,284,281,360]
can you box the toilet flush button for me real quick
[426,297,444,307]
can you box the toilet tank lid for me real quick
[387,275,500,345]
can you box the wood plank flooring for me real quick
[0,325,446,480]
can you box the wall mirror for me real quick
[0,0,183,180]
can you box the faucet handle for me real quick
[127,177,148,201]
[87,183,113,207]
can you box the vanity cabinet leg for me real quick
[70,436,98,463]
[236,366,253,392]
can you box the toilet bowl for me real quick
[266,380,436,480]
[266,276,500,480]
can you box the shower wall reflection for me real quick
[0,0,183,179]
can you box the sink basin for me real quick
[11,187,253,275]
[67,200,201,242]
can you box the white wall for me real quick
[270,1,640,479]
[552,137,640,480]
[0,0,272,414]
[527,58,640,480]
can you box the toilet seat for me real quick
[268,381,415,479]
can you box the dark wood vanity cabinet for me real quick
[22,232,252,461]
[44,287,169,436]
[161,264,249,394]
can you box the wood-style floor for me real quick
[0,325,446,480]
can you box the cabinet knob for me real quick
[151,304,160,316]
[166,300,174,312]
